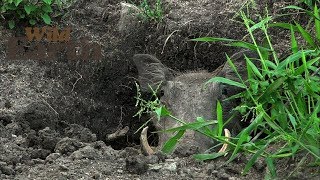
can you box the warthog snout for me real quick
[133,50,258,156]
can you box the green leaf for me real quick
[227,112,263,164]
[277,50,315,71]
[265,60,277,70]
[24,5,37,15]
[160,120,216,133]
[8,20,15,29]
[193,152,225,161]
[155,106,170,121]
[258,77,287,102]
[41,13,51,24]
[242,143,269,175]
[295,22,316,47]
[250,16,272,32]
[161,130,185,154]
[14,0,23,6]
[42,4,53,13]
[266,157,276,178]
[314,4,320,41]
[282,5,305,11]
[269,23,299,31]
[206,77,246,89]
[246,56,263,80]
[42,0,52,5]
[217,101,223,136]
[288,113,297,131]
[290,24,298,54]
[29,19,36,25]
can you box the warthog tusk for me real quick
[218,128,231,153]
[140,126,155,155]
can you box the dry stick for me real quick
[71,71,83,92]
[161,30,180,54]
[42,99,59,115]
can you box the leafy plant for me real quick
[129,0,163,22]
[192,3,320,178]
[0,0,70,29]
[135,1,320,179]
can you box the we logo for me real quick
[6,26,102,62]
[25,26,71,42]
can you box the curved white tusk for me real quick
[218,128,231,153]
[140,126,155,155]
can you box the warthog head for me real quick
[133,50,258,156]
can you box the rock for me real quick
[63,124,97,143]
[45,153,61,163]
[14,135,28,147]
[54,137,84,155]
[17,101,58,131]
[125,155,149,175]
[30,149,51,160]
[0,163,15,175]
[163,161,177,172]
[38,127,61,151]
[69,146,100,160]
[118,2,142,35]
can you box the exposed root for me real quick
[218,128,231,153]
[140,126,155,155]
[106,126,129,141]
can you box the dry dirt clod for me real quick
[106,126,129,141]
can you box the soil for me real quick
[0,0,319,179]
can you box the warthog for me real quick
[133,50,258,156]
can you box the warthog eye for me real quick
[222,87,228,96]
[159,89,164,97]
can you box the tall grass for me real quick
[135,1,320,178]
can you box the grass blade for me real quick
[290,24,299,53]
[258,77,287,102]
[162,130,185,154]
[242,143,269,175]
[206,77,246,88]
[217,101,223,136]
[314,4,320,41]
[160,121,216,133]
[193,152,225,161]
[246,56,263,80]
[295,22,316,47]
[266,157,276,179]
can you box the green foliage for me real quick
[192,3,320,178]
[129,0,163,22]
[135,1,320,178]
[0,0,71,29]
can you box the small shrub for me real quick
[192,2,320,178]
[129,0,163,22]
[0,0,71,29]
[135,1,320,178]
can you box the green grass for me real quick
[128,0,163,22]
[135,1,320,178]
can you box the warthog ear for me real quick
[133,54,174,92]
